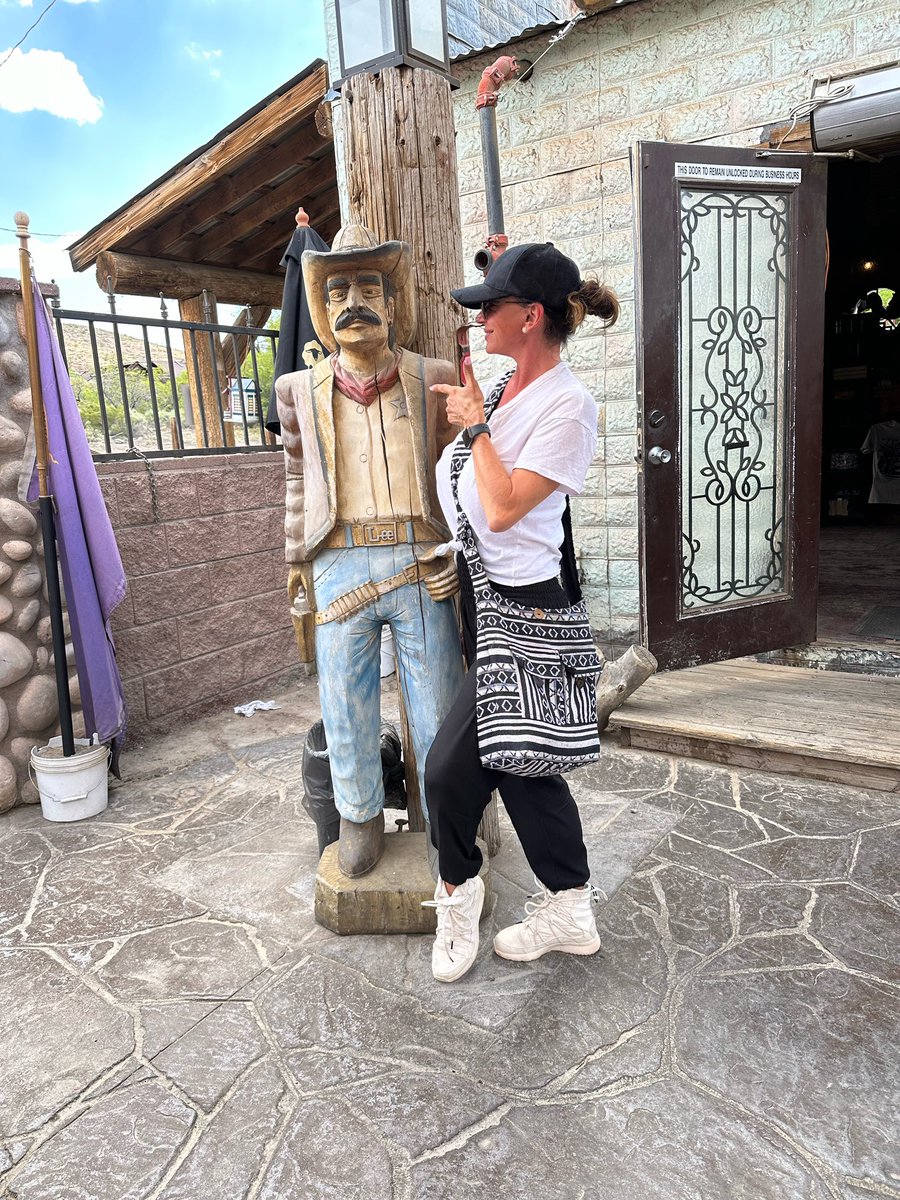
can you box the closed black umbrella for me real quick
[264,219,330,435]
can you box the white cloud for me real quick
[0,232,109,312]
[0,232,181,328]
[185,42,223,78]
[0,47,102,123]
[185,43,222,61]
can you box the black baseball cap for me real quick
[451,243,581,313]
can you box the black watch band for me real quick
[462,423,491,449]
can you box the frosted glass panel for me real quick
[340,0,396,73]
[406,0,445,64]
[679,187,791,613]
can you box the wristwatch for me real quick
[461,423,491,449]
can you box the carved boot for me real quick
[338,812,385,878]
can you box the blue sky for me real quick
[0,0,327,312]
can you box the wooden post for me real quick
[221,303,271,378]
[179,291,234,448]
[397,688,424,833]
[342,66,464,364]
[341,64,500,855]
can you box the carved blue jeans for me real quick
[313,544,465,824]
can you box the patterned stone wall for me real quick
[450,0,898,641]
[0,280,84,813]
[96,451,297,743]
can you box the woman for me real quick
[424,241,619,984]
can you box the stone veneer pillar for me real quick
[0,278,84,813]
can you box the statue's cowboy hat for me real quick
[302,224,416,353]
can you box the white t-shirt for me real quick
[861,420,900,505]
[435,362,598,585]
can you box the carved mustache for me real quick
[335,307,382,331]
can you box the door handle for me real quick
[647,446,672,465]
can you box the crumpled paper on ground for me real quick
[233,700,280,717]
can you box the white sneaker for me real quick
[422,875,484,982]
[493,884,602,962]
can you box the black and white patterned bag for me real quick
[450,374,603,777]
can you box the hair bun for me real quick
[578,279,619,326]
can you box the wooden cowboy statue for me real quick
[275,224,465,878]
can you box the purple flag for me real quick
[27,281,127,763]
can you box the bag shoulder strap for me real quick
[559,496,582,604]
[448,372,512,595]
[450,370,582,604]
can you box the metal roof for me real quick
[447,0,576,59]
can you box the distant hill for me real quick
[56,321,186,381]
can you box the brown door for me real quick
[635,142,828,671]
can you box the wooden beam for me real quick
[96,251,285,306]
[70,64,329,271]
[181,156,337,264]
[214,228,293,273]
[220,304,271,379]
[144,132,334,259]
[760,118,814,152]
[207,177,338,271]
[239,203,342,272]
[179,292,235,449]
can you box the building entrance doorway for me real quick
[619,145,900,786]
[817,156,900,671]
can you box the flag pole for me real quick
[16,211,76,757]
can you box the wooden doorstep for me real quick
[609,659,900,791]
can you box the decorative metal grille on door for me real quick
[679,188,791,613]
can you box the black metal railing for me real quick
[51,299,280,459]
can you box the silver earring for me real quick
[521,326,528,334]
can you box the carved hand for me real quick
[287,565,316,665]
[416,547,460,602]
[287,565,309,611]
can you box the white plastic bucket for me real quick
[380,626,396,678]
[30,736,111,822]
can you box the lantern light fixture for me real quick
[334,0,451,87]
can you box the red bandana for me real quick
[331,352,402,406]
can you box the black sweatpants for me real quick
[424,558,591,892]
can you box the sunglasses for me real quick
[479,297,531,318]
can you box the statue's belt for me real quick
[314,557,444,626]
[320,518,437,550]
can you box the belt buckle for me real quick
[363,522,397,546]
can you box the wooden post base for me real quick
[314,832,492,936]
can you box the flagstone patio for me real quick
[0,674,897,1200]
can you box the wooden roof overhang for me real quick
[68,60,340,307]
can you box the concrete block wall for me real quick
[450,0,899,640]
[96,451,297,742]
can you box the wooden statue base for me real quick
[314,831,493,936]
